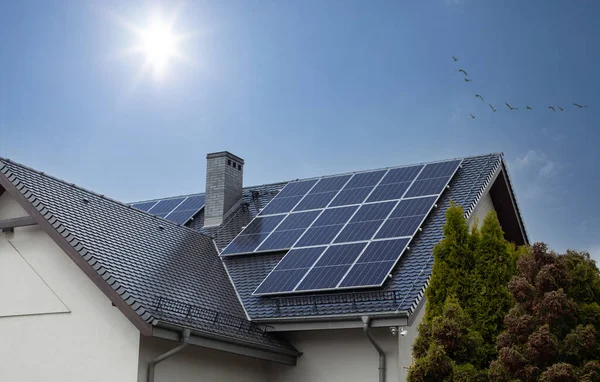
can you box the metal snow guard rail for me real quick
[152,296,274,336]
[270,289,405,311]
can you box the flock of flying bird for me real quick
[451,56,589,119]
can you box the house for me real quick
[0,151,527,382]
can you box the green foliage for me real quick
[408,204,520,381]
[490,243,600,381]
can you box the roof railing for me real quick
[270,289,405,312]
[151,296,274,336]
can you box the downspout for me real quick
[148,329,191,382]
[362,316,386,382]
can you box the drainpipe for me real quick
[148,329,191,382]
[362,316,386,382]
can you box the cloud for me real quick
[508,150,563,201]
[510,150,560,179]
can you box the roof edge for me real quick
[0,161,154,336]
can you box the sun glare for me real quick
[139,15,179,77]
[119,7,190,82]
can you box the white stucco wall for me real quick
[270,325,403,382]
[467,192,495,229]
[0,193,141,382]
[138,336,270,382]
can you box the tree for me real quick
[489,243,600,381]
[408,204,520,381]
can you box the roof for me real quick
[0,158,298,357]
[195,153,518,321]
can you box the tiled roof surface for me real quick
[214,154,504,320]
[0,158,297,354]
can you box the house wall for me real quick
[467,191,495,229]
[270,325,403,382]
[0,193,140,382]
[138,336,269,382]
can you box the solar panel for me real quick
[131,194,206,225]
[222,158,462,295]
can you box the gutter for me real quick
[148,329,191,382]
[362,316,386,382]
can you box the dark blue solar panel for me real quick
[254,269,308,295]
[313,243,366,267]
[418,160,461,179]
[254,247,327,295]
[357,238,410,263]
[339,238,410,287]
[389,196,437,218]
[339,261,396,288]
[165,210,197,225]
[344,170,387,189]
[221,233,270,255]
[333,202,396,243]
[296,265,351,291]
[366,182,411,203]
[293,191,337,211]
[330,187,374,206]
[260,195,303,215]
[404,178,450,198]
[148,198,185,215]
[257,230,307,252]
[276,179,318,198]
[310,175,352,193]
[131,201,158,212]
[276,211,320,231]
[242,215,286,234]
[375,216,423,238]
[173,195,206,212]
[312,206,357,226]
[295,225,345,247]
[349,202,396,222]
[275,247,327,270]
[334,221,383,243]
[379,165,423,184]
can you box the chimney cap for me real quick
[206,151,245,164]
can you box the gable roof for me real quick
[0,158,298,359]
[200,153,527,322]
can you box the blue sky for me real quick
[0,0,598,259]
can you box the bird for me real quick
[489,104,496,112]
[464,78,472,83]
[558,106,564,111]
[475,94,484,102]
[452,56,458,62]
[548,106,556,112]
[505,103,519,111]
[470,114,475,119]
[458,69,469,76]
[573,103,588,108]
[526,106,532,110]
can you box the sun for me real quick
[139,16,178,76]
[120,7,190,81]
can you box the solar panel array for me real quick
[218,159,462,295]
[131,194,206,225]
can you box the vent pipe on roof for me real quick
[204,151,244,227]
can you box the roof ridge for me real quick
[265,152,503,184]
[0,157,215,240]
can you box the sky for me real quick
[0,0,598,259]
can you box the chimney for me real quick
[204,151,244,227]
